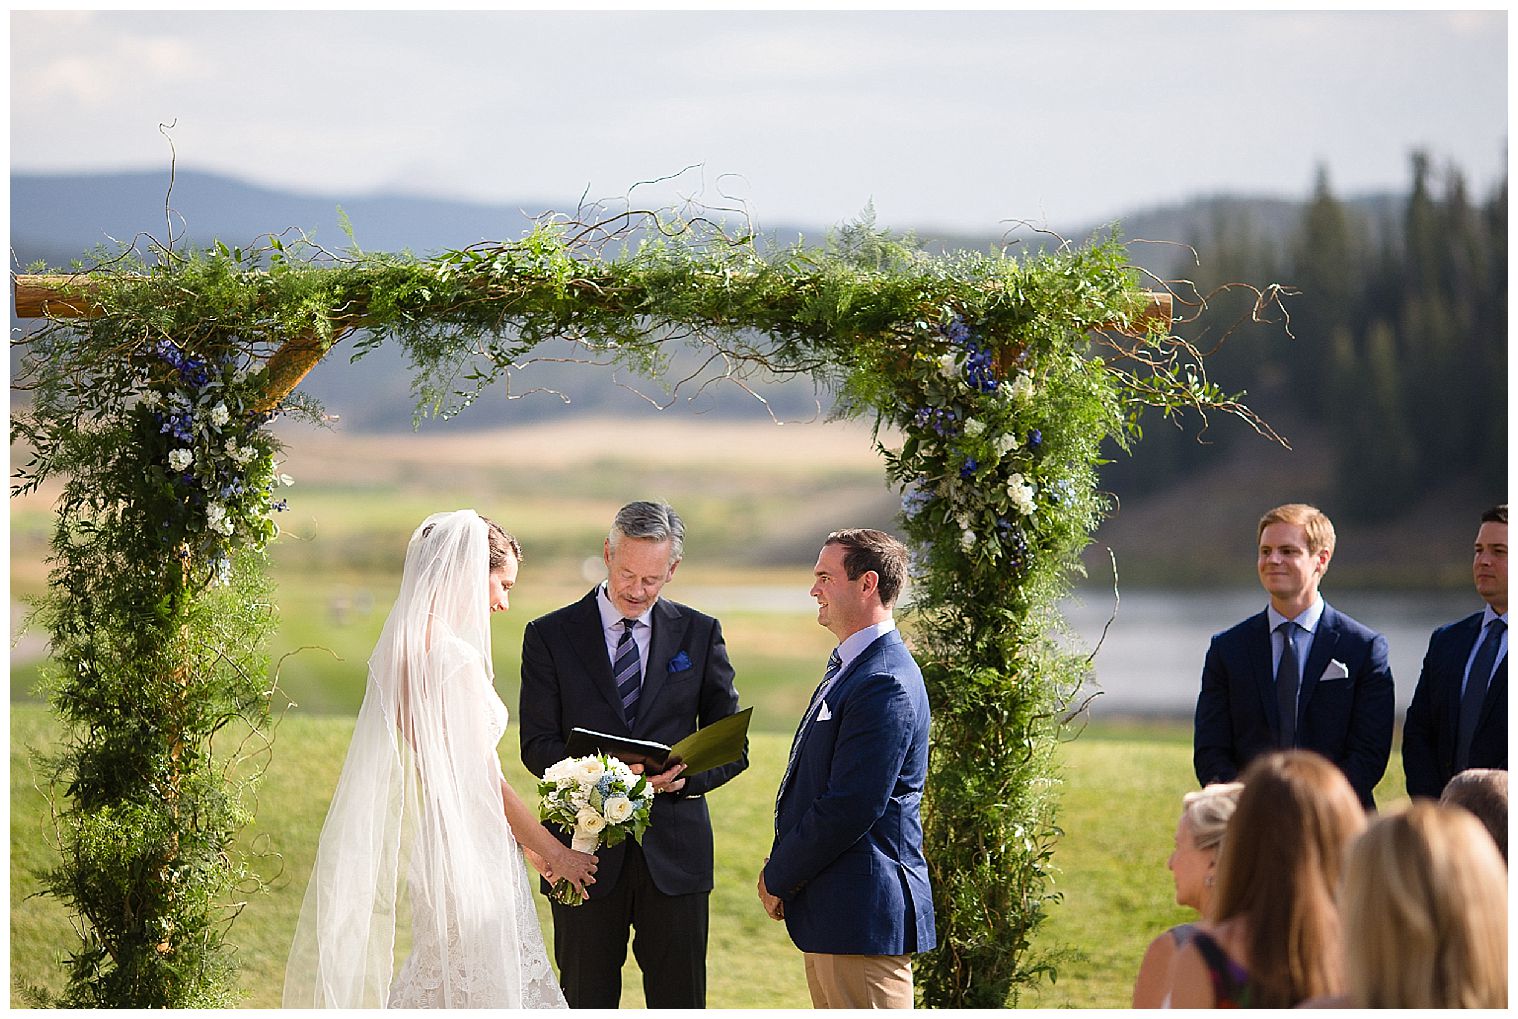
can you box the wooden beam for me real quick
[13,273,109,318]
[14,273,1175,334]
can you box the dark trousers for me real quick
[549,839,709,1008]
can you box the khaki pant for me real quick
[803,952,913,1009]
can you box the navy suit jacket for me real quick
[1194,602,1394,808]
[764,629,936,956]
[1402,610,1508,798]
[519,588,748,897]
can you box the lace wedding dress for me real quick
[284,511,566,1009]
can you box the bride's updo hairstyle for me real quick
[422,515,523,571]
[481,517,523,571]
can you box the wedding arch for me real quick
[12,207,1280,1007]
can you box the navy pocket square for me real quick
[668,651,692,673]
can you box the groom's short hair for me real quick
[825,528,909,609]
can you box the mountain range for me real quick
[11,169,1398,432]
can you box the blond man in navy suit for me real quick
[1194,504,1394,809]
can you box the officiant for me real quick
[519,501,749,1008]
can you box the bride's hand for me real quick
[548,843,599,897]
[524,846,554,881]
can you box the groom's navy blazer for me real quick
[1402,610,1508,798]
[1194,602,1394,808]
[764,629,936,957]
[519,587,748,897]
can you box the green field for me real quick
[9,419,1414,1007]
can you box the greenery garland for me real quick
[13,210,1265,1006]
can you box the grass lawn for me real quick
[10,700,1415,1008]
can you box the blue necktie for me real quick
[613,618,642,730]
[1276,621,1300,748]
[1455,618,1505,772]
[774,649,844,830]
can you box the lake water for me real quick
[13,586,1477,720]
[1059,587,1479,719]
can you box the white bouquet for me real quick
[537,753,654,905]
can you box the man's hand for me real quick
[631,760,688,794]
[757,860,784,920]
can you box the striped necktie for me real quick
[613,618,642,730]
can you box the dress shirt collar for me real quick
[596,582,654,630]
[833,618,897,676]
[1480,603,1508,627]
[1267,596,1325,635]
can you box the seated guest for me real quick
[1340,802,1506,1008]
[1131,783,1244,1007]
[1168,750,1365,1008]
[1440,767,1507,863]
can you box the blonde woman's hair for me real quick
[1181,782,1245,852]
[1212,750,1365,1007]
[1343,802,1507,1008]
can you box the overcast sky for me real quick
[9,9,1509,232]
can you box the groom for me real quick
[759,528,935,1008]
[519,501,748,1008]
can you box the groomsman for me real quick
[759,528,935,1008]
[1194,503,1394,808]
[519,501,748,1008]
[1403,505,1508,798]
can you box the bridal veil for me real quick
[283,509,562,1008]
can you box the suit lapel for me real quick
[1442,614,1484,723]
[566,587,628,724]
[782,630,902,797]
[1297,604,1342,713]
[634,599,689,735]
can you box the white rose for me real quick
[938,353,960,380]
[544,759,575,784]
[168,448,193,471]
[573,757,606,786]
[963,419,985,438]
[603,796,634,824]
[575,807,607,836]
[209,402,230,428]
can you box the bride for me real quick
[284,510,598,1008]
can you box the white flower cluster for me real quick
[541,753,647,836]
[1006,473,1037,516]
[205,502,235,537]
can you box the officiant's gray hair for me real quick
[609,501,685,563]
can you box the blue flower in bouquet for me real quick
[960,457,979,479]
[1028,429,1043,450]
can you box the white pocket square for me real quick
[1319,659,1350,682]
[816,701,833,722]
